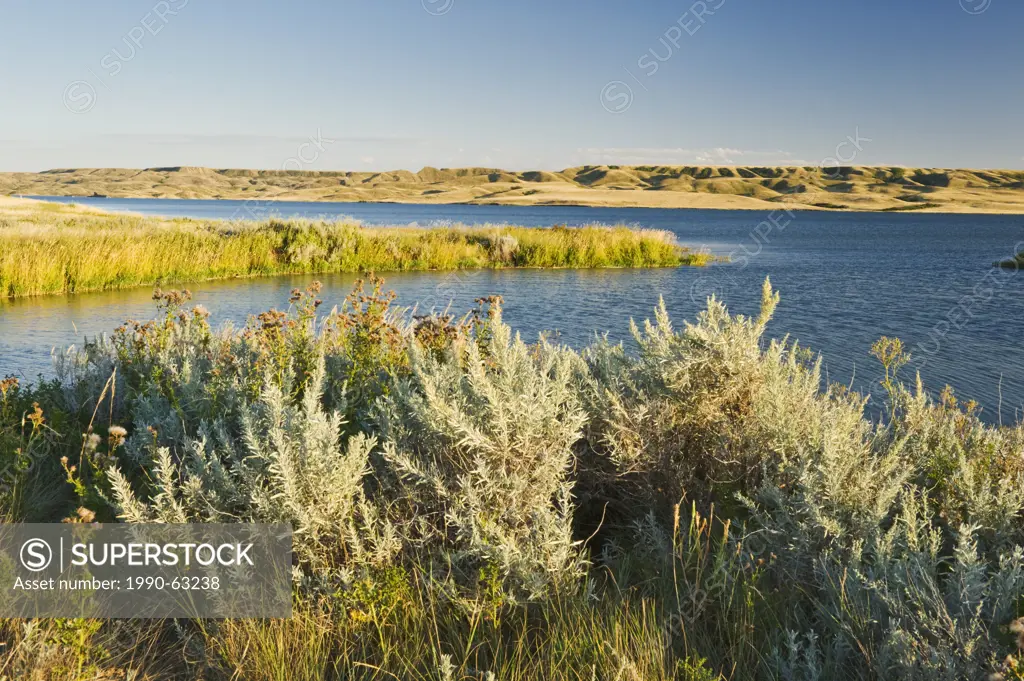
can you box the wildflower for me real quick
[1011,617,1024,649]
[63,507,97,524]
[27,403,44,428]
[154,288,192,309]
[0,376,18,399]
[84,432,102,453]
[108,425,128,448]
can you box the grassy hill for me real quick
[5,165,1024,212]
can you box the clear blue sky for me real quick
[1,0,1020,171]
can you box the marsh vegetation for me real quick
[0,198,701,298]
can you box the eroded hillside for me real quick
[4,165,1024,212]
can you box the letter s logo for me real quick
[20,538,52,572]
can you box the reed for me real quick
[0,198,704,298]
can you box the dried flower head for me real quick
[0,376,18,399]
[153,288,193,310]
[62,507,97,524]
[108,425,128,448]
[1011,617,1024,649]
[84,432,102,453]
[27,403,45,428]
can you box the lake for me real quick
[5,196,1024,421]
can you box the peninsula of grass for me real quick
[0,197,706,298]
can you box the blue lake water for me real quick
[5,196,1024,421]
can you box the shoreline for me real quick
[23,192,1024,217]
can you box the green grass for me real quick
[204,579,682,681]
[0,200,704,298]
[0,577,691,681]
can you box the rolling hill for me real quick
[4,165,1024,213]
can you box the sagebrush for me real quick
[2,276,1023,681]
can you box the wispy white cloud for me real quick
[575,147,806,166]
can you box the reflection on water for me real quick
[5,198,1024,422]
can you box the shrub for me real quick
[376,301,587,600]
[106,360,397,585]
[574,280,1024,678]
[575,279,870,521]
[11,275,1023,680]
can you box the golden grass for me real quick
[0,198,704,298]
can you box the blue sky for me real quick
[1,0,1020,171]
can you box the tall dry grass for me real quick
[0,199,702,297]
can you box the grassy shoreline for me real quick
[0,197,706,298]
